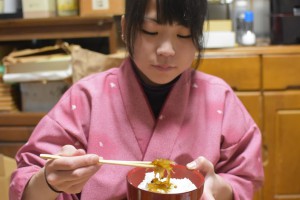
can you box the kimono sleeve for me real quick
[9,82,92,200]
[215,89,264,200]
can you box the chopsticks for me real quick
[40,154,155,168]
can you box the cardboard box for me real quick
[80,0,125,16]
[0,154,17,200]
[203,20,233,32]
[22,0,56,18]
[20,81,70,112]
[5,55,71,74]
[3,45,72,83]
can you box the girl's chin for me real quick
[148,78,174,86]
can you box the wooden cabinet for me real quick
[200,45,300,200]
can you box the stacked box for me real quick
[80,0,125,16]
[22,0,56,18]
[20,81,69,112]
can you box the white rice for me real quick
[138,171,197,194]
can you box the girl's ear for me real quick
[121,15,126,41]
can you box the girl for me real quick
[10,0,264,199]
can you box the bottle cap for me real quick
[244,10,254,22]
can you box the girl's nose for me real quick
[157,40,175,57]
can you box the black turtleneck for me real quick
[132,63,179,118]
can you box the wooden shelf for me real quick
[0,112,45,158]
[0,112,44,126]
[0,16,118,53]
[203,45,300,57]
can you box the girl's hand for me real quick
[187,156,233,200]
[44,145,101,194]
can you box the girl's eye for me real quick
[141,29,158,35]
[177,34,192,39]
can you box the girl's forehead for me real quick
[143,0,191,27]
[145,0,157,18]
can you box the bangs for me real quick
[156,0,195,27]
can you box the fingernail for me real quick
[89,155,99,163]
[187,161,196,169]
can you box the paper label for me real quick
[92,0,110,10]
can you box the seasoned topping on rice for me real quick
[148,159,175,193]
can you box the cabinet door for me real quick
[263,90,300,200]
[236,92,263,129]
[236,92,263,200]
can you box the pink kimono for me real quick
[10,58,264,200]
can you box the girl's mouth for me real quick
[152,64,175,72]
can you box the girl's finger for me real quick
[187,156,214,177]
[47,164,100,185]
[46,154,100,171]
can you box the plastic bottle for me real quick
[241,10,256,46]
[232,0,250,44]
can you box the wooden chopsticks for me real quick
[40,154,155,168]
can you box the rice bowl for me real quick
[138,171,197,194]
[127,165,204,200]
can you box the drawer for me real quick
[263,54,300,90]
[200,55,261,91]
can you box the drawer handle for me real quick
[287,85,300,90]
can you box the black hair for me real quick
[124,0,207,68]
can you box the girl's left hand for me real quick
[186,156,233,200]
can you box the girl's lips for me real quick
[152,64,175,72]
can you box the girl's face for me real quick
[130,0,197,85]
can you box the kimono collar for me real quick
[117,58,194,160]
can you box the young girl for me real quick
[10,0,264,199]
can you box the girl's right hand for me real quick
[44,145,101,194]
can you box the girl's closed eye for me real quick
[141,29,191,39]
[177,26,192,39]
[141,29,158,36]
[177,34,191,39]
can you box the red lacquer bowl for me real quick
[127,165,204,200]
